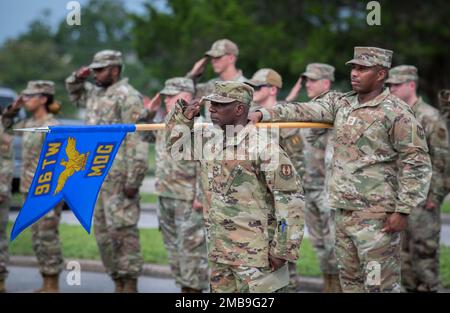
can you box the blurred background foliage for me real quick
[0,0,449,117]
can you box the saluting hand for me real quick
[183,99,201,120]
[285,76,302,102]
[144,93,162,112]
[76,66,91,80]
[188,57,208,78]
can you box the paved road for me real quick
[5,266,179,293]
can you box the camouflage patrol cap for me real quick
[246,68,283,88]
[205,39,239,58]
[302,63,335,81]
[21,80,55,95]
[89,50,123,69]
[346,47,393,68]
[204,81,253,106]
[438,89,450,117]
[386,65,419,84]
[160,77,195,96]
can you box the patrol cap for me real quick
[386,65,419,84]
[302,63,335,81]
[89,50,123,69]
[346,46,393,68]
[160,77,195,96]
[246,68,283,89]
[205,39,239,58]
[21,80,55,96]
[203,81,253,106]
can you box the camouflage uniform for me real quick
[65,51,149,281]
[166,81,305,293]
[186,39,247,121]
[142,78,209,291]
[248,68,305,291]
[438,90,450,196]
[6,81,65,277]
[387,66,449,292]
[0,115,14,288]
[256,47,432,292]
[300,64,340,283]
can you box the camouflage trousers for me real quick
[29,196,64,276]
[0,198,9,281]
[210,262,289,293]
[287,262,300,292]
[304,189,338,275]
[335,208,401,293]
[401,205,441,292]
[94,184,143,279]
[158,196,209,291]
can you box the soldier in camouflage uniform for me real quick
[250,47,432,292]
[186,39,247,121]
[247,68,304,292]
[285,63,342,292]
[438,90,450,197]
[387,66,449,292]
[165,81,305,293]
[140,77,209,292]
[65,50,149,293]
[0,106,14,293]
[2,81,64,292]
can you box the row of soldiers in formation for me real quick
[0,38,449,293]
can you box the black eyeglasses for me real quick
[253,84,271,91]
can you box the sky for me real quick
[0,0,167,44]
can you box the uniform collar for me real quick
[350,88,391,109]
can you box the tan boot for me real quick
[322,274,332,293]
[0,279,5,293]
[329,274,342,293]
[35,274,59,293]
[122,278,138,293]
[114,278,124,293]
[181,286,202,293]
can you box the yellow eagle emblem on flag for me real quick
[54,137,90,195]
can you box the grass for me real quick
[442,201,450,214]
[8,222,450,288]
[147,143,156,175]
[141,192,158,204]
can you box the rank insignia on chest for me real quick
[280,164,294,180]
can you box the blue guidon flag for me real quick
[10,124,136,240]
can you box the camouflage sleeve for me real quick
[0,130,14,198]
[258,91,339,123]
[65,71,94,108]
[426,117,449,204]
[164,99,196,159]
[1,104,21,131]
[390,113,432,214]
[260,144,305,262]
[120,92,149,189]
[280,130,305,178]
[136,109,158,143]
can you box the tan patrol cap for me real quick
[204,81,253,106]
[246,68,283,89]
[160,77,195,96]
[386,65,419,84]
[302,63,335,81]
[89,50,123,69]
[346,46,393,68]
[205,39,239,58]
[21,80,55,95]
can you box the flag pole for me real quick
[134,122,332,131]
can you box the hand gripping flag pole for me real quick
[10,122,331,240]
